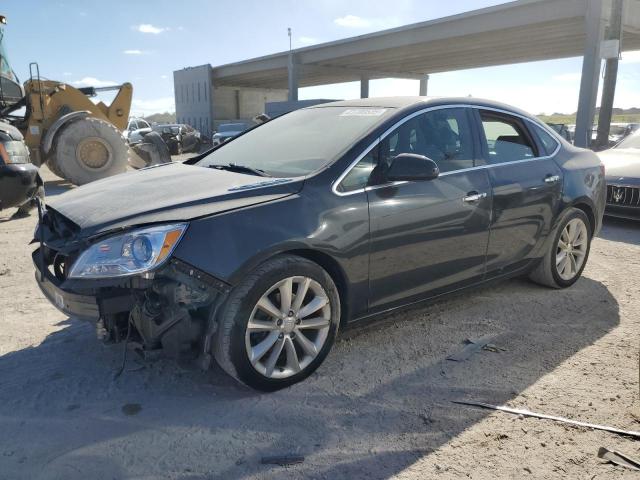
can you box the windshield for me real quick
[0,26,16,81]
[609,126,627,136]
[615,130,640,149]
[198,106,391,177]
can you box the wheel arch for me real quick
[568,198,597,235]
[285,249,351,327]
[229,247,352,327]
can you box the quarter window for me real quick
[480,111,537,163]
[379,108,477,173]
[532,124,560,156]
[336,146,378,193]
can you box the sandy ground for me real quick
[0,165,639,480]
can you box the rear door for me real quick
[366,107,492,310]
[477,109,563,277]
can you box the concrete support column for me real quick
[419,74,430,96]
[360,76,370,99]
[595,0,623,149]
[575,0,605,148]
[288,54,299,102]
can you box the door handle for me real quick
[544,175,560,184]
[462,192,487,204]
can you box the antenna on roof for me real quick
[288,27,292,51]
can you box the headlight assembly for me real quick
[68,223,187,279]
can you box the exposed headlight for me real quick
[68,223,187,279]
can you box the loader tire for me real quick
[52,117,128,186]
[45,156,66,179]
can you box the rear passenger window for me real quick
[480,112,537,163]
[532,124,560,156]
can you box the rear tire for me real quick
[213,255,340,391]
[51,117,128,186]
[529,208,592,289]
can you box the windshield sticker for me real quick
[340,109,387,117]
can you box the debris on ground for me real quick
[454,401,640,439]
[447,336,500,361]
[261,455,305,466]
[597,447,640,471]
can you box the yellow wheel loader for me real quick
[0,15,132,185]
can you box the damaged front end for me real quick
[32,206,229,366]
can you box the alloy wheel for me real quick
[245,276,331,379]
[556,218,588,281]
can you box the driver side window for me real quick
[379,108,478,173]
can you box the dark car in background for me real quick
[0,121,41,212]
[547,122,572,142]
[598,129,640,220]
[211,122,251,146]
[32,97,604,391]
[153,124,201,155]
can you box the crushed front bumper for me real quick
[32,247,135,320]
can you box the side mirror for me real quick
[386,153,440,182]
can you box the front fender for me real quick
[172,188,371,319]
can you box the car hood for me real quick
[46,162,302,237]
[598,148,640,185]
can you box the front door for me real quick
[367,107,492,310]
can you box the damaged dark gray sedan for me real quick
[33,97,605,391]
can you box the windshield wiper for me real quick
[209,163,271,177]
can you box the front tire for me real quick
[529,208,592,288]
[213,255,340,391]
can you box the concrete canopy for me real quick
[210,0,640,90]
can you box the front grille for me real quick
[607,184,640,207]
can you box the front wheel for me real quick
[213,255,340,391]
[529,208,592,288]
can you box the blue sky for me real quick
[3,0,640,116]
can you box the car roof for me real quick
[307,96,539,122]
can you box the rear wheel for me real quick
[529,208,592,288]
[213,255,340,391]
[50,117,128,185]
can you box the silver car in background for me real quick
[211,122,251,146]
[598,129,640,220]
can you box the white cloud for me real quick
[131,97,175,116]
[72,77,116,88]
[552,72,581,82]
[160,74,168,79]
[620,50,640,64]
[123,49,147,55]
[136,24,167,34]
[62,72,72,76]
[334,15,371,28]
